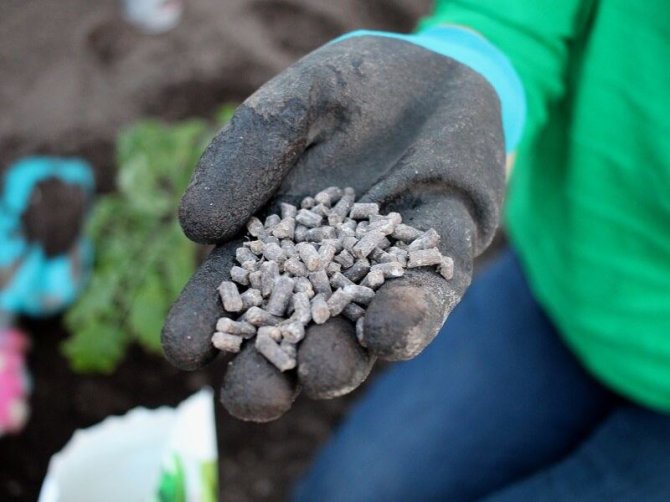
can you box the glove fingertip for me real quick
[161,245,235,370]
[221,343,298,422]
[364,273,447,361]
[161,309,219,371]
[298,317,374,400]
[178,183,242,245]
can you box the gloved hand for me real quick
[162,27,524,422]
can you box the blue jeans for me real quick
[295,250,670,501]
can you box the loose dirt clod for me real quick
[211,188,454,372]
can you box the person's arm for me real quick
[419,0,595,147]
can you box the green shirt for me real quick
[421,1,670,412]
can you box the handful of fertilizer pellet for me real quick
[211,187,454,372]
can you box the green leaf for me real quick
[157,455,187,502]
[64,109,235,374]
[128,272,167,354]
[200,460,218,502]
[215,103,237,125]
[61,323,129,374]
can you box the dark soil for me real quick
[0,1,435,500]
[21,179,88,257]
[0,318,360,501]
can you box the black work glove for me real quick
[162,33,508,422]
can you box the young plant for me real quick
[63,106,235,373]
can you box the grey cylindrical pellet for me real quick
[272,218,295,240]
[212,332,243,353]
[342,236,358,252]
[355,221,369,238]
[334,249,355,269]
[295,209,322,228]
[262,242,286,263]
[216,318,257,337]
[248,270,263,291]
[341,218,357,233]
[261,261,280,297]
[236,247,257,267]
[330,272,355,289]
[326,262,341,275]
[327,288,353,316]
[331,190,355,218]
[265,214,281,230]
[255,331,296,371]
[312,204,331,217]
[281,239,296,255]
[342,302,365,322]
[319,243,337,266]
[353,230,387,259]
[258,325,282,342]
[309,270,332,298]
[343,284,375,305]
[361,269,385,289]
[244,240,264,255]
[305,226,337,242]
[355,317,366,347]
[408,228,441,251]
[280,339,297,359]
[240,288,263,310]
[290,292,311,324]
[280,202,297,219]
[315,186,343,206]
[242,260,259,272]
[244,307,281,326]
[296,242,321,272]
[310,294,331,325]
[301,196,316,209]
[295,225,308,242]
[439,256,455,280]
[368,218,396,235]
[384,212,402,225]
[284,257,308,277]
[349,202,379,219]
[266,275,295,316]
[371,262,405,278]
[246,216,265,237]
[342,259,370,283]
[370,247,390,262]
[321,238,344,253]
[337,224,355,240]
[280,321,305,343]
[407,248,443,268]
[218,281,243,312]
[391,224,422,242]
[378,237,391,250]
[259,235,280,246]
[294,277,315,298]
[328,213,343,226]
[387,247,408,267]
[230,266,249,286]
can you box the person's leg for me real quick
[486,405,670,501]
[294,249,619,502]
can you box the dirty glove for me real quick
[162,26,525,421]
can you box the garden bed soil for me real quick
[1,0,434,500]
[0,318,356,501]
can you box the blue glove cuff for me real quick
[333,27,526,152]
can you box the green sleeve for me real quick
[418,0,593,143]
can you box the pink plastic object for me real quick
[0,327,30,435]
